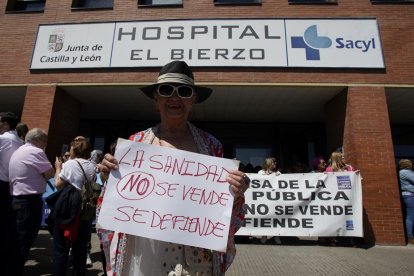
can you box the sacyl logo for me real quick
[48,31,64,52]
[291,25,332,60]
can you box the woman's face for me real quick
[271,159,277,170]
[318,159,326,171]
[154,86,196,120]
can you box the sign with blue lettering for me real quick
[286,19,384,68]
[31,18,384,69]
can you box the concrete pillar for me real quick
[343,86,405,245]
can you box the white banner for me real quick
[31,18,384,69]
[236,172,363,237]
[97,138,239,252]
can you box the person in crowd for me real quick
[16,122,28,142]
[97,60,249,276]
[96,141,117,276]
[323,151,357,247]
[311,156,327,173]
[90,149,103,166]
[258,157,281,176]
[85,149,104,268]
[325,151,354,172]
[257,157,282,245]
[398,159,414,244]
[59,150,74,268]
[311,156,327,245]
[8,128,55,276]
[53,136,96,276]
[0,111,24,272]
[62,151,71,163]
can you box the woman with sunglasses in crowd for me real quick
[97,61,249,276]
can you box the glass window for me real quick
[138,0,182,6]
[288,0,337,3]
[234,147,272,169]
[72,0,113,9]
[214,0,261,4]
[5,0,46,13]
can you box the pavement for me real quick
[25,231,414,276]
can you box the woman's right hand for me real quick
[55,157,63,170]
[98,153,119,180]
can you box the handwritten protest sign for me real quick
[236,172,363,237]
[97,138,239,252]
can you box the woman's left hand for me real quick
[226,170,250,200]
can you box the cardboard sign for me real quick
[97,138,239,252]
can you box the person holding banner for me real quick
[258,157,281,176]
[97,60,249,276]
[257,157,282,245]
[325,151,354,173]
[398,159,414,244]
[324,151,358,247]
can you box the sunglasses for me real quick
[156,84,195,99]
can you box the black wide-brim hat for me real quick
[140,60,212,103]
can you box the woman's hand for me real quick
[226,170,250,201]
[54,157,65,190]
[55,157,62,170]
[97,153,119,181]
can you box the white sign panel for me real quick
[31,23,115,69]
[97,138,239,252]
[111,20,286,67]
[31,19,384,69]
[286,19,384,68]
[236,172,363,237]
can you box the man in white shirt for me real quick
[0,111,24,273]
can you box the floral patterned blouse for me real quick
[96,122,245,275]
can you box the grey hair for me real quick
[89,149,104,164]
[25,128,48,143]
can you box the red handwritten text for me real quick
[113,206,226,238]
[117,171,155,200]
[117,149,230,183]
[182,185,230,206]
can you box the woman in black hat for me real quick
[97,60,249,276]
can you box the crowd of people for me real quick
[0,61,250,276]
[1,60,413,275]
[0,113,107,276]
